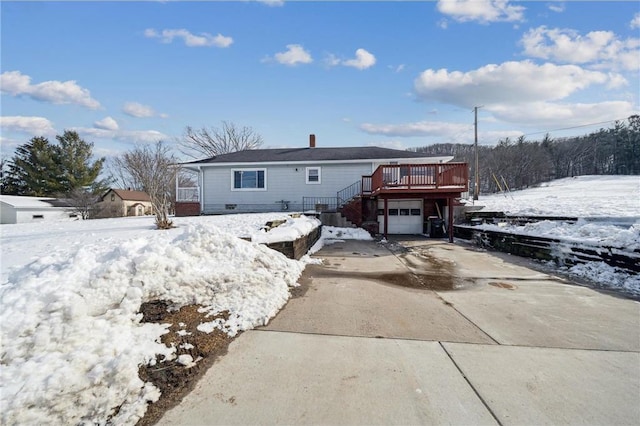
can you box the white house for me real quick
[177,135,469,237]
[0,195,77,225]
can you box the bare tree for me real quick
[67,187,101,220]
[180,121,263,159]
[112,141,178,229]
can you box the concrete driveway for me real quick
[158,237,640,425]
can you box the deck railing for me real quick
[176,187,199,202]
[368,163,468,194]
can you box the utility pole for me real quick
[473,106,481,200]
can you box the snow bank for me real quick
[251,215,322,243]
[474,219,640,251]
[0,223,303,426]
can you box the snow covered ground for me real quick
[471,175,639,296]
[1,176,637,424]
[0,213,371,425]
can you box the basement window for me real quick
[306,167,321,184]
[32,214,44,219]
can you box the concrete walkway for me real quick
[158,237,640,425]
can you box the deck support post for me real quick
[384,198,388,239]
[447,197,454,243]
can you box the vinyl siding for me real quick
[201,162,374,213]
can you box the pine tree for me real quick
[54,130,107,193]
[2,137,60,196]
[2,131,107,196]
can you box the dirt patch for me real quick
[136,301,235,426]
[489,281,517,290]
[311,268,473,291]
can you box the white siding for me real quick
[201,162,373,213]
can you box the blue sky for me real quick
[1,0,639,161]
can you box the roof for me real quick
[0,195,68,209]
[108,189,152,202]
[185,147,452,165]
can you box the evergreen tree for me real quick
[2,137,60,196]
[2,131,107,196]
[54,130,107,193]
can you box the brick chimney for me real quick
[309,134,316,148]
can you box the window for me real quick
[32,215,44,219]
[232,169,266,191]
[110,193,115,201]
[306,167,321,184]
[400,209,410,216]
[388,209,399,216]
[410,209,421,216]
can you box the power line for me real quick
[521,117,630,137]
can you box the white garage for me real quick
[378,199,423,234]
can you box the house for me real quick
[95,189,152,218]
[0,195,77,224]
[176,135,469,238]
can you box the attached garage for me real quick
[378,199,423,234]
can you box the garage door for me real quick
[378,200,423,234]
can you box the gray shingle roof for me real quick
[186,147,439,164]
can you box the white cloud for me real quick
[343,49,377,70]
[521,26,640,71]
[144,28,233,48]
[631,13,640,29]
[324,53,341,67]
[436,0,525,24]
[257,0,285,6]
[123,102,160,118]
[0,71,101,110]
[394,64,406,73]
[94,116,119,131]
[414,60,612,108]
[325,49,377,70]
[548,2,565,13]
[74,127,169,144]
[360,120,471,138]
[272,44,313,66]
[488,100,636,129]
[0,116,56,136]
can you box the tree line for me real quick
[0,122,263,229]
[414,115,640,194]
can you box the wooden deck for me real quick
[363,163,469,196]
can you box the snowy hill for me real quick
[475,175,639,218]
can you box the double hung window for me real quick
[306,167,321,184]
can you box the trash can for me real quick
[429,217,444,238]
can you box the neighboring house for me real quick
[0,195,78,224]
[96,189,152,218]
[177,135,469,237]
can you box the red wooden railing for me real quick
[364,163,468,195]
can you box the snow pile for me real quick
[474,219,640,251]
[565,262,640,297]
[0,223,303,426]
[476,175,639,218]
[251,215,322,243]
